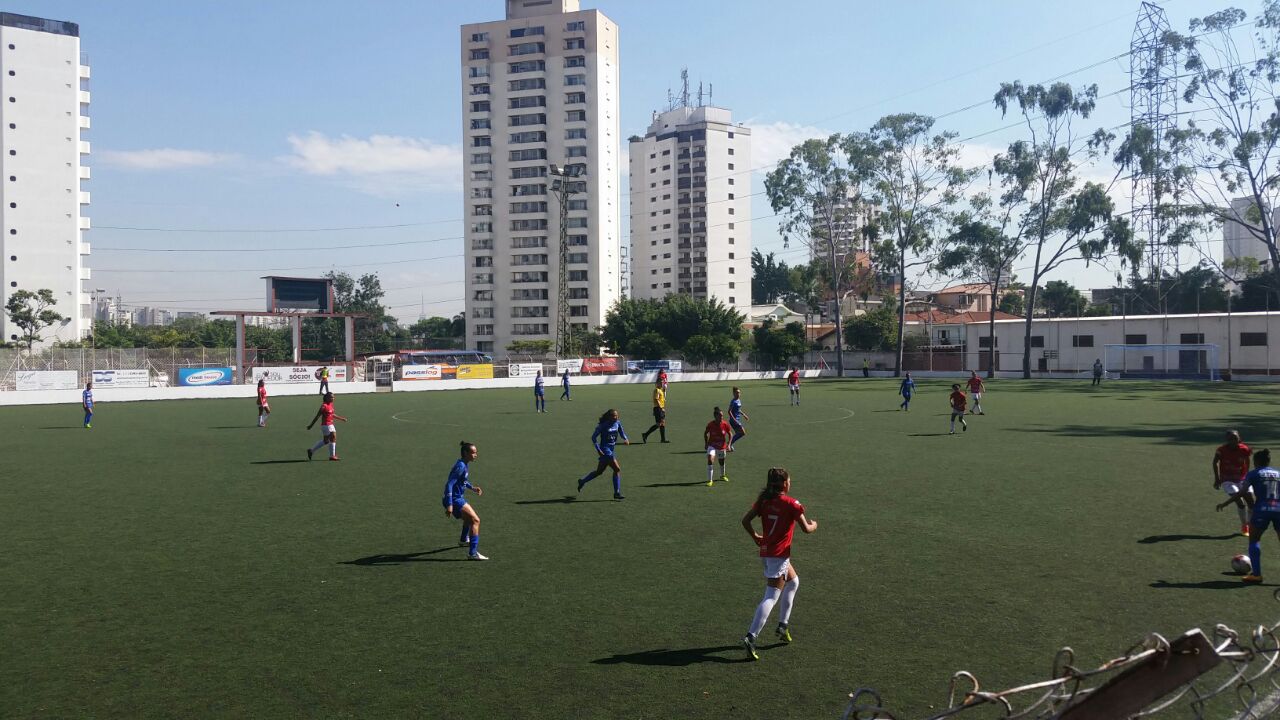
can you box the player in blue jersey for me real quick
[1220,448,1280,583]
[560,369,572,400]
[578,409,629,500]
[444,441,488,560]
[81,380,94,428]
[728,387,749,451]
[898,373,915,411]
[534,370,546,413]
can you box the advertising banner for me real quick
[16,370,79,391]
[581,357,621,373]
[508,363,543,378]
[456,363,494,380]
[91,369,150,388]
[250,365,348,384]
[556,359,584,374]
[625,359,680,373]
[400,365,443,381]
[177,367,234,386]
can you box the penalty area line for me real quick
[391,410,461,427]
[788,407,856,425]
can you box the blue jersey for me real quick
[443,460,473,505]
[534,375,545,394]
[899,378,915,396]
[592,419,628,455]
[562,373,571,386]
[1248,466,1280,514]
[729,398,744,422]
[82,388,93,408]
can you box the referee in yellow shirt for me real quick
[641,378,669,443]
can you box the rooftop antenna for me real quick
[697,81,704,107]
[679,67,690,108]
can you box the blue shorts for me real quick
[535,389,544,396]
[597,450,616,463]
[729,418,744,431]
[442,497,467,518]
[1253,511,1280,532]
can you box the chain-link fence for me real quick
[0,347,237,390]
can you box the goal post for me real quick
[1102,344,1220,381]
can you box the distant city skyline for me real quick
[2,0,1235,323]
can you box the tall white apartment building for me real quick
[810,190,878,263]
[461,0,621,355]
[0,13,91,346]
[628,105,750,317]
[1223,197,1277,277]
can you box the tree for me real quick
[750,319,807,369]
[993,81,1140,377]
[843,307,898,351]
[998,292,1025,316]
[765,134,856,376]
[505,339,553,355]
[750,249,792,305]
[845,113,975,377]
[600,295,744,359]
[681,334,740,368]
[936,219,1022,376]
[5,288,64,353]
[317,271,398,358]
[1036,280,1089,317]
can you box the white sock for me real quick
[329,442,337,458]
[1238,504,1249,525]
[775,576,800,625]
[310,440,325,451]
[707,464,715,482]
[748,586,781,637]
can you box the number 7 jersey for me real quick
[751,494,805,558]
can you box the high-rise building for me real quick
[1223,197,1276,283]
[810,190,878,264]
[461,0,621,355]
[628,104,751,316]
[0,13,91,346]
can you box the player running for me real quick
[256,378,271,427]
[966,371,985,415]
[740,467,817,660]
[534,370,546,413]
[948,384,968,434]
[306,392,347,461]
[444,441,488,561]
[578,409,630,500]
[898,372,915,411]
[641,379,668,443]
[787,367,800,406]
[705,407,733,486]
[728,387,749,450]
[1219,449,1280,583]
[1214,430,1253,535]
[560,369,572,401]
[82,380,94,429]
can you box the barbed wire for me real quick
[842,590,1280,720]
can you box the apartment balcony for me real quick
[692,271,707,279]
[678,196,691,206]
[691,164,706,173]
[78,217,90,230]
[78,166,91,180]
[78,115,90,130]
[78,64,90,79]
[79,266,92,280]
[678,255,692,264]
[677,151,691,160]
[679,224,691,234]
[692,178,706,188]
[78,241,90,256]
[678,272,692,280]
[677,241,691,250]
[78,141,91,155]
[678,164,691,175]
[78,191,90,205]
[78,90,90,105]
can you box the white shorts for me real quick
[1222,481,1244,496]
[322,424,336,435]
[972,392,982,402]
[762,557,792,579]
[788,383,799,391]
[706,445,725,460]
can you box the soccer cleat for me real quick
[329,456,341,462]
[613,493,625,500]
[1243,574,1264,584]
[706,479,715,487]
[459,539,470,546]
[978,412,985,416]
[660,440,671,444]
[468,552,489,561]
[307,448,313,461]
[742,634,759,661]
[84,424,91,429]
[776,624,792,643]
[641,432,650,444]
[720,474,729,482]
[949,430,955,435]
[962,424,968,432]
[577,477,587,493]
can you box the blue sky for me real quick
[12,0,1231,320]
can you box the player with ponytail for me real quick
[444,441,488,560]
[739,467,817,660]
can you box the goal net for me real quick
[1102,344,1220,381]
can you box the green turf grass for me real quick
[1,378,1275,718]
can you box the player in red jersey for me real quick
[306,392,347,461]
[740,467,817,660]
[965,371,985,415]
[787,367,800,406]
[256,379,271,428]
[704,407,733,486]
[948,384,968,434]
[1214,429,1253,535]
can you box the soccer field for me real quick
[2,378,1276,718]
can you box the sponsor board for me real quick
[508,363,543,378]
[581,357,621,373]
[250,365,348,385]
[456,363,494,380]
[400,365,443,381]
[556,359,584,374]
[626,359,681,373]
[177,367,234,386]
[91,369,150,388]
[16,370,80,391]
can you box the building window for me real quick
[475,324,494,336]
[471,118,491,130]
[471,153,492,165]
[568,270,589,281]
[727,163,734,170]
[472,204,493,216]
[569,305,589,317]
[470,32,489,42]
[509,26,545,38]
[565,56,586,68]
[566,128,587,140]
[511,219,548,231]
[511,236,547,248]
[568,234,587,246]
[1072,335,1094,348]
[472,136,491,147]
[566,21,585,31]
[509,59,545,74]
[469,66,489,78]
[509,42,546,56]
[473,256,493,268]
[1030,335,1045,348]
[509,96,547,109]
[510,113,547,127]
[511,183,547,196]
[1124,334,1147,344]
[510,201,548,213]
[977,336,997,348]
[569,287,589,299]
[470,49,489,60]
[565,74,586,86]
[473,307,494,318]
[512,271,549,283]
[566,92,586,105]
[511,166,548,179]
[509,78,546,92]
[1180,333,1205,344]
[566,217,588,228]
[567,253,588,263]
[567,199,588,211]
[728,148,735,155]
[566,110,587,122]
[1242,332,1269,346]
[471,170,493,181]
[565,38,585,50]
[472,273,494,285]
[510,130,547,144]
[509,148,548,162]
[473,290,493,301]
[471,84,490,95]
[470,222,493,233]
[471,101,491,113]
[566,146,587,157]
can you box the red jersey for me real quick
[1216,442,1251,483]
[320,402,335,425]
[705,420,731,449]
[966,377,983,393]
[949,390,967,412]
[752,494,806,558]
[257,386,268,405]
[787,370,799,386]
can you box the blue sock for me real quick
[732,431,744,445]
[580,473,593,487]
[84,412,92,425]
[612,473,621,494]
[1250,540,1262,576]
[460,522,471,543]
[469,533,479,556]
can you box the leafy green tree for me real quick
[5,288,64,353]
[505,339,553,355]
[843,307,898,351]
[314,271,398,358]
[751,249,792,304]
[845,113,975,377]
[750,319,807,369]
[625,332,670,359]
[998,292,1025,316]
[937,220,1022,376]
[600,296,744,359]
[1036,280,1089,318]
[569,328,604,355]
[246,325,293,363]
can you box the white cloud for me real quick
[98,148,235,170]
[748,121,834,170]
[281,132,462,195]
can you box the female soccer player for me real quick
[578,409,629,500]
[966,371,986,415]
[560,369,572,400]
[728,387,749,450]
[898,372,915,411]
[1219,449,1280,583]
[948,384,968,434]
[444,441,488,561]
[534,370,546,413]
[787,367,800,406]
[1214,430,1253,535]
[740,467,817,660]
[256,378,271,427]
[641,379,668,443]
[306,392,347,461]
[705,407,733,485]
[82,380,93,429]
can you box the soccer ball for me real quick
[1231,554,1252,575]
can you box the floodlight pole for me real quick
[549,164,582,357]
